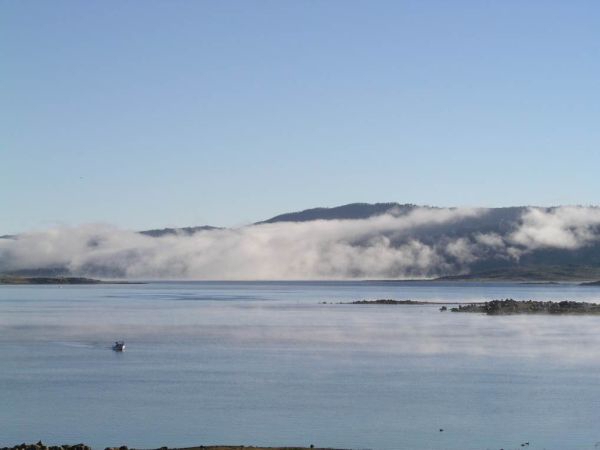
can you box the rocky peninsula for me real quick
[451,299,600,315]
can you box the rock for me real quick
[350,299,428,305]
[452,298,600,315]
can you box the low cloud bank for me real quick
[1,206,600,279]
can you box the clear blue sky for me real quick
[2,1,599,234]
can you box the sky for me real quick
[2,1,600,235]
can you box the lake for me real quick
[2,281,600,450]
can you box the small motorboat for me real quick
[112,341,125,352]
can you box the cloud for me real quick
[474,232,505,249]
[2,206,600,280]
[509,206,600,250]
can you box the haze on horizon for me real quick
[2,1,600,235]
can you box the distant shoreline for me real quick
[0,276,144,285]
[2,276,600,286]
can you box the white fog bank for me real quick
[2,206,600,279]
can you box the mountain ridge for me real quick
[3,203,600,281]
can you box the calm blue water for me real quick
[2,281,600,450]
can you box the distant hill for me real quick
[134,203,600,281]
[435,265,600,282]
[140,225,220,237]
[257,202,418,223]
[4,203,600,281]
[4,267,71,277]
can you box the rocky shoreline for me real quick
[451,299,600,315]
[328,298,600,315]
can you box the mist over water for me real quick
[3,206,600,279]
[3,281,600,449]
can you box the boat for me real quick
[112,341,125,352]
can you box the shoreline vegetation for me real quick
[0,445,346,450]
